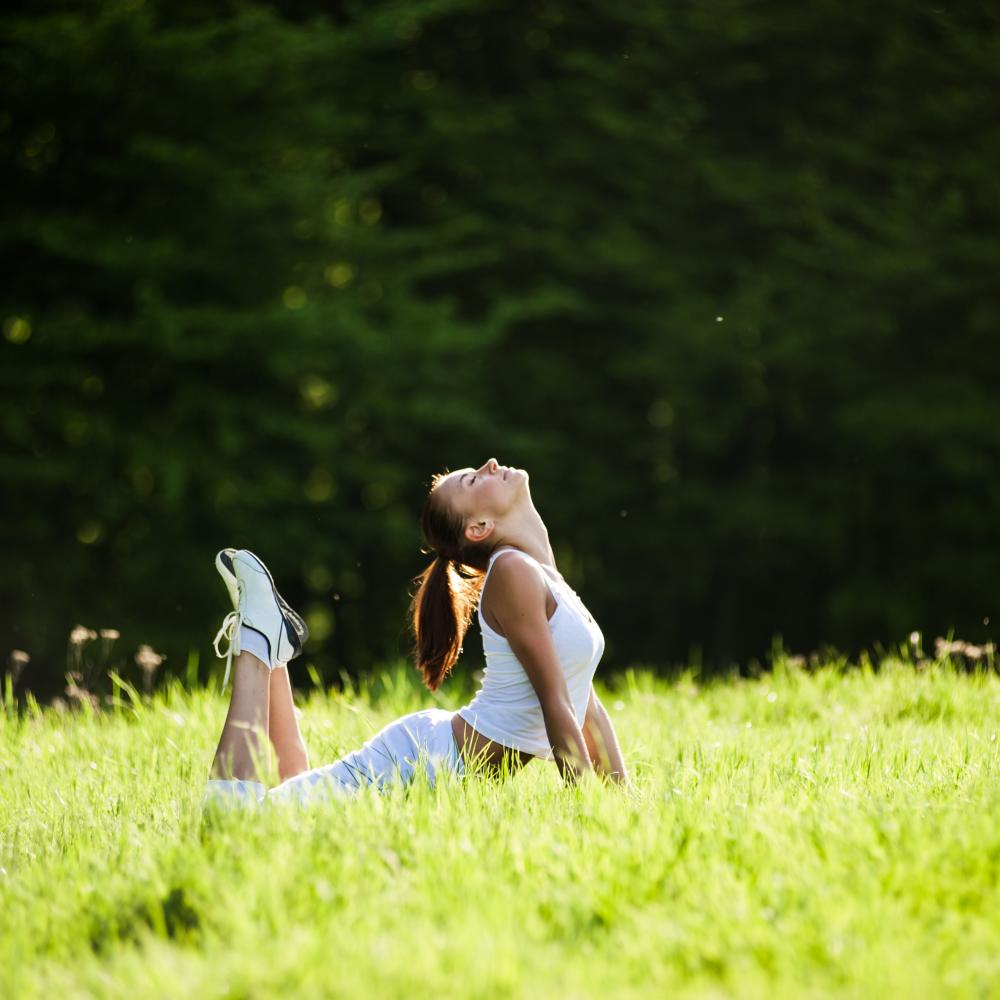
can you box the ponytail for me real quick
[411,473,492,690]
[410,556,485,691]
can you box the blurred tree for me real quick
[1,0,998,690]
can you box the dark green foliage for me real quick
[1,0,998,688]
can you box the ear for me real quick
[464,518,496,545]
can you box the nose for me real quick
[481,458,499,474]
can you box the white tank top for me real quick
[456,547,606,759]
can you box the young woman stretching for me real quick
[206,458,629,805]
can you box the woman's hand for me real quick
[582,686,630,786]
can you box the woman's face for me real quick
[437,458,529,525]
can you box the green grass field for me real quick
[2,656,999,999]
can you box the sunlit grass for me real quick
[2,657,999,999]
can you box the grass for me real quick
[2,655,999,999]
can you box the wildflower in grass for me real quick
[135,644,165,695]
[69,625,98,646]
[68,624,99,685]
[8,649,29,687]
[64,671,98,711]
[933,637,995,664]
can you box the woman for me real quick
[206,458,629,805]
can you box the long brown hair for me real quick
[410,474,493,690]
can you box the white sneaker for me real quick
[213,549,309,686]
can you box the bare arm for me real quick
[487,555,593,783]
[582,686,630,787]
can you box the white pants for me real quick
[205,708,464,807]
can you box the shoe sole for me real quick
[217,548,309,660]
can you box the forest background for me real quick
[2,0,998,694]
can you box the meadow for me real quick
[2,655,999,999]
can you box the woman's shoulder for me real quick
[484,548,550,600]
[488,546,538,575]
[480,547,560,633]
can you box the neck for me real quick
[493,504,556,569]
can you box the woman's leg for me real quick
[267,708,463,804]
[268,665,310,780]
[210,651,271,781]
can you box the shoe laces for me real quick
[213,610,241,690]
